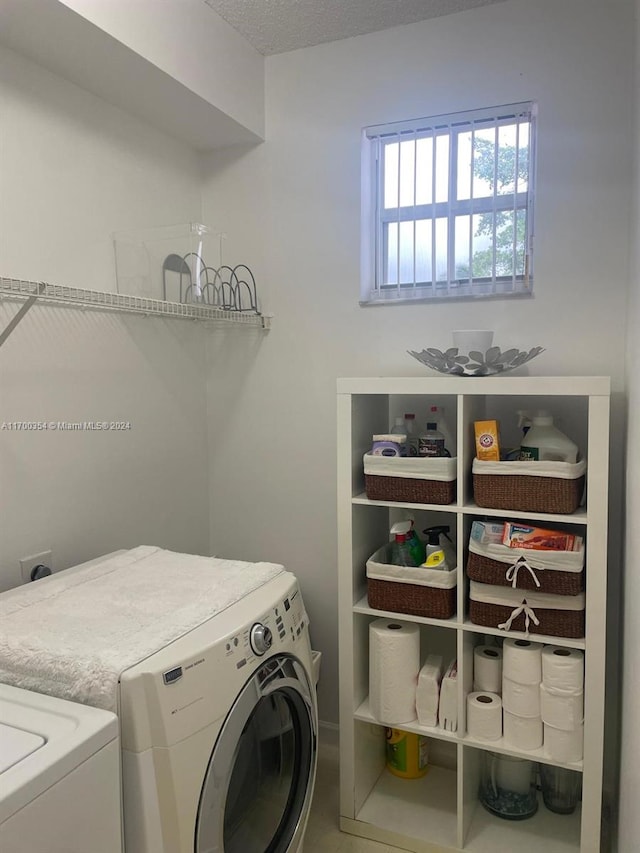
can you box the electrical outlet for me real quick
[19,550,54,584]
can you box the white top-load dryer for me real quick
[0,683,122,853]
[0,547,317,853]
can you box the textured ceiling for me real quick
[204,0,507,56]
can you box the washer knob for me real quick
[250,623,273,656]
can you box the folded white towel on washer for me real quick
[0,546,285,713]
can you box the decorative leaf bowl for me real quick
[408,345,545,376]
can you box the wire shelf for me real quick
[0,277,272,343]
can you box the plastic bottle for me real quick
[418,423,449,458]
[517,410,532,437]
[428,405,455,455]
[388,521,418,567]
[403,413,419,457]
[504,411,533,461]
[390,417,409,456]
[385,728,429,778]
[519,411,579,463]
[406,517,426,565]
[421,525,454,570]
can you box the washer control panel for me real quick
[249,623,273,656]
[218,581,308,672]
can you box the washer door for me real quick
[194,654,317,853]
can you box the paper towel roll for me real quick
[473,645,503,694]
[503,710,543,750]
[502,676,541,718]
[369,618,420,724]
[467,692,502,741]
[503,638,543,685]
[544,723,584,762]
[540,683,584,730]
[541,646,585,694]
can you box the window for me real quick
[360,102,536,304]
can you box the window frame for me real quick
[360,101,537,305]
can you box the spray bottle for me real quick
[504,411,533,460]
[389,521,418,567]
[517,410,532,437]
[421,526,455,570]
[405,516,426,565]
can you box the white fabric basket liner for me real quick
[468,537,585,573]
[472,458,586,480]
[469,580,585,611]
[364,453,457,482]
[367,545,457,589]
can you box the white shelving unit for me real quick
[337,376,610,853]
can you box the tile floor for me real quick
[304,738,401,853]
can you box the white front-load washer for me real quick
[0,683,123,853]
[118,569,317,853]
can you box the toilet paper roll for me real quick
[467,692,502,741]
[502,676,541,718]
[541,646,585,694]
[503,638,543,685]
[544,723,584,763]
[503,711,543,750]
[473,645,503,695]
[540,683,584,730]
[369,618,420,724]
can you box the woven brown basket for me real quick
[468,600,585,638]
[368,579,456,620]
[466,551,584,596]
[365,474,456,505]
[472,473,584,514]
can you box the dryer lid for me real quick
[0,722,45,773]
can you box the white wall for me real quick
[0,46,210,590]
[0,0,265,150]
[619,1,640,848]
[200,0,635,737]
[58,0,265,138]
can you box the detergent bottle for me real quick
[403,413,419,457]
[519,411,579,463]
[427,405,455,455]
[389,521,418,567]
[385,728,429,778]
[418,423,448,458]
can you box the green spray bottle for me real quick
[406,516,426,566]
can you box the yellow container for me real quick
[474,420,501,461]
[385,728,429,779]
